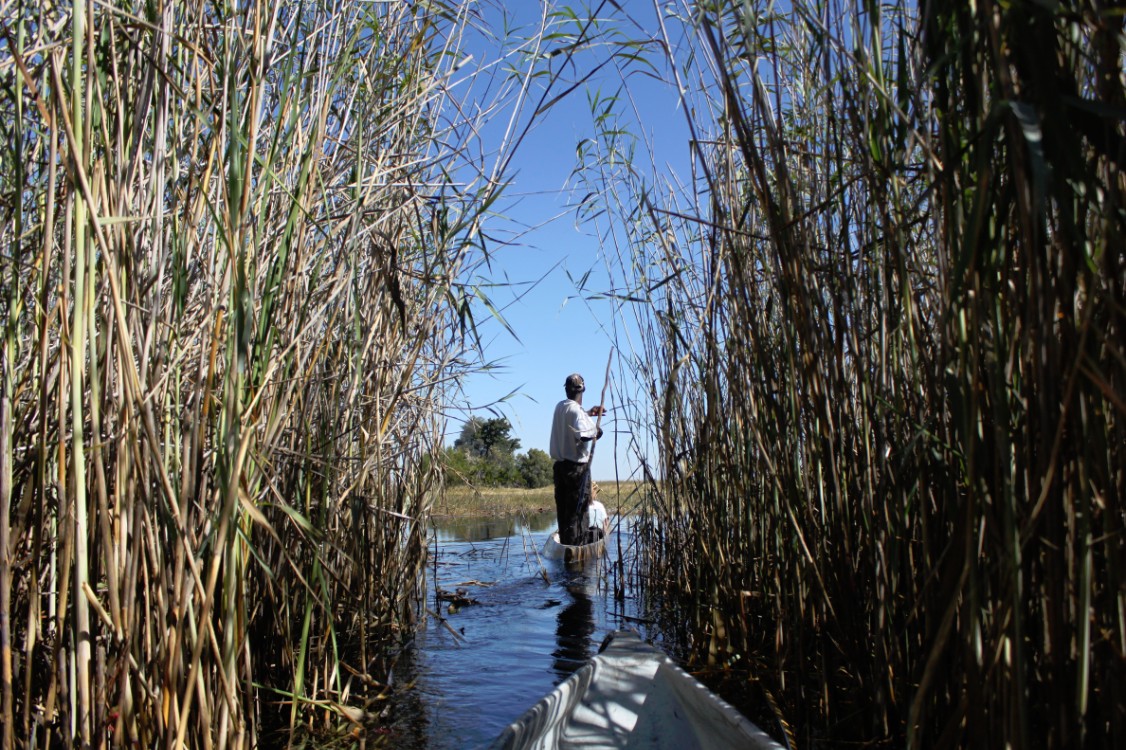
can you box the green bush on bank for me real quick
[443,417,553,489]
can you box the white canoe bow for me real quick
[488,630,784,749]
[542,531,607,564]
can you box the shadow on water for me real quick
[553,579,596,674]
[386,513,645,749]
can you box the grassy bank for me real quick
[435,481,646,516]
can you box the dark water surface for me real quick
[389,512,645,749]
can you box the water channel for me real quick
[388,512,649,749]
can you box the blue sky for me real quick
[445,105,635,482]
[441,2,690,481]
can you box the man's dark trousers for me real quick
[553,460,590,545]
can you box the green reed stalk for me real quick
[66,2,93,746]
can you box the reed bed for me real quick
[0,1,546,747]
[581,1,1124,747]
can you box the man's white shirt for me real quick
[549,399,598,463]
[588,499,609,531]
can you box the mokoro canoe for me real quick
[542,531,606,564]
[488,630,784,750]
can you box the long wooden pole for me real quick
[590,349,613,451]
[578,350,613,516]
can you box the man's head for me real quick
[564,373,585,398]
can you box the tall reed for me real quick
[0,1,539,746]
[581,1,1124,747]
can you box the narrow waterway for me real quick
[389,512,646,749]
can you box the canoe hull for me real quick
[542,531,606,564]
[488,630,783,749]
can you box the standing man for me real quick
[549,373,604,545]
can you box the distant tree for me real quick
[517,448,553,489]
[454,417,520,458]
[482,452,521,487]
[453,417,486,457]
[440,446,475,484]
[444,417,527,486]
[479,417,521,456]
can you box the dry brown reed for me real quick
[0,1,550,747]
[580,1,1124,748]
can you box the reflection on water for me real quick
[432,512,558,542]
[553,580,596,674]
[388,513,644,749]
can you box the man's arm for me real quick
[580,427,603,442]
[586,405,604,440]
[570,402,603,442]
